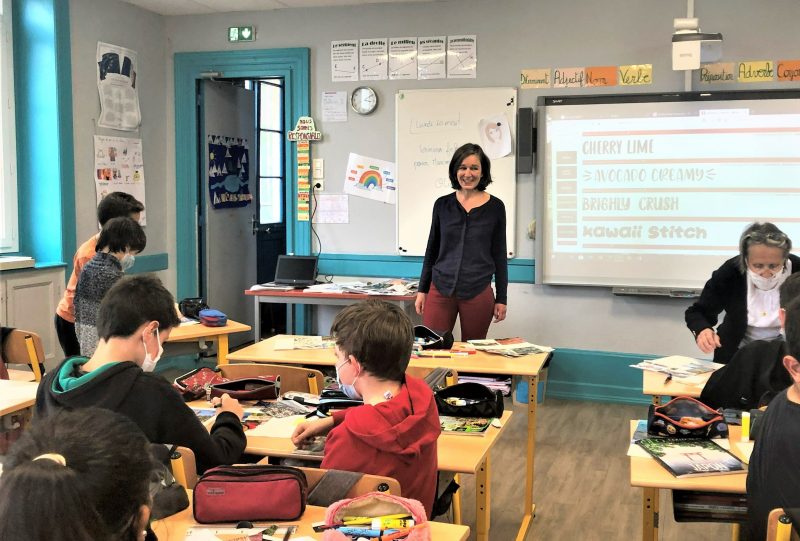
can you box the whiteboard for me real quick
[395,88,517,257]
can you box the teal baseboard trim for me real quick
[546,347,660,405]
[318,254,535,283]
[129,253,169,274]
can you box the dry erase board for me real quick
[395,88,517,257]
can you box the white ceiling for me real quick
[120,0,439,16]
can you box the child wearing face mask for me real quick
[37,275,247,474]
[74,216,147,357]
[291,300,441,518]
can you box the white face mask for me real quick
[747,268,782,291]
[141,327,163,372]
[335,358,362,400]
[121,253,136,271]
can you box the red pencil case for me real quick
[193,465,308,523]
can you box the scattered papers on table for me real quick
[630,355,722,382]
[273,335,335,350]
[467,337,553,357]
[250,283,296,291]
[304,279,418,296]
[246,414,307,438]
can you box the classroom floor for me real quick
[445,397,734,541]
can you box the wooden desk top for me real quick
[167,320,251,342]
[227,335,549,377]
[152,493,470,541]
[190,400,512,474]
[8,368,35,382]
[642,369,710,398]
[246,289,416,301]
[0,379,39,416]
[628,420,748,493]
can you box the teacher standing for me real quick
[686,222,800,364]
[415,143,508,341]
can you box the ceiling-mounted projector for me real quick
[672,18,723,70]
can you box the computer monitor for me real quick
[273,255,319,287]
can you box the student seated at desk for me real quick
[746,296,800,540]
[700,272,800,410]
[291,300,441,517]
[0,407,156,541]
[37,275,247,473]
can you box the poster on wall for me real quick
[344,152,396,204]
[96,42,141,131]
[446,35,477,79]
[417,37,446,80]
[208,135,252,209]
[93,135,147,224]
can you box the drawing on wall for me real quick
[208,135,252,209]
[96,42,141,131]
[479,114,512,160]
[94,135,147,224]
[344,153,397,204]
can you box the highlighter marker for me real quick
[371,518,414,529]
[741,411,751,441]
[342,514,411,524]
[336,527,399,536]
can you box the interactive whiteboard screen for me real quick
[538,91,800,290]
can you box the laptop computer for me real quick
[272,255,319,287]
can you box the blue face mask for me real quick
[121,253,136,271]
[335,358,362,400]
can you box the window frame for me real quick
[0,0,19,254]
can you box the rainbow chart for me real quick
[344,153,397,204]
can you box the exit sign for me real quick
[228,26,256,42]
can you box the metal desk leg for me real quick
[642,487,659,541]
[475,455,490,541]
[217,335,229,366]
[254,297,261,341]
[514,374,538,541]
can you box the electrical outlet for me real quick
[314,179,324,191]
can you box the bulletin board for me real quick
[395,87,517,257]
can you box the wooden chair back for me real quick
[3,329,45,382]
[170,446,198,489]
[253,460,401,498]
[767,508,800,541]
[220,363,324,394]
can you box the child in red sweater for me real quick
[291,299,441,517]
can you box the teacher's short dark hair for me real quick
[449,143,493,191]
[737,222,792,273]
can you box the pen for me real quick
[664,372,673,383]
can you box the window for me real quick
[0,0,18,253]
[257,79,284,225]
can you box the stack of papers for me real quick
[272,335,335,350]
[304,279,418,295]
[630,355,722,384]
[468,337,553,357]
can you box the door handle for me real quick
[251,215,258,235]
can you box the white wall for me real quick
[69,0,171,287]
[67,0,800,356]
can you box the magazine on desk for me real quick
[637,437,747,478]
[630,355,722,382]
[467,337,553,357]
[439,415,494,435]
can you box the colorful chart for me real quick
[358,168,383,189]
[344,153,397,204]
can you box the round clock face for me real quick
[351,86,378,115]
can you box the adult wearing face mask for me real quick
[686,222,800,365]
[36,275,246,474]
[74,216,147,357]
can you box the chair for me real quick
[254,458,401,498]
[170,446,198,489]
[767,508,800,541]
[3,329,45,382]
[220,363,324,394]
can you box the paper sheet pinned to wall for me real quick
[479,114,512,159]
[344,153,396,204]
[96,42,141,131]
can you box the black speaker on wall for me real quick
[516,107,535,174]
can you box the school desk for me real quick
[166,320,251,366]
[629,420,747,541]
[642,369,712,405]
[7,368,36,382]
[151,491,470,541]
[0,379,38,417]
[244,288,416,339]
[227,335,550,541]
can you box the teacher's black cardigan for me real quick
[685,254,800,364]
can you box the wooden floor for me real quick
[441,398,733,541]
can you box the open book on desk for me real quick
[631,355,722,384]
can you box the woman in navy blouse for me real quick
[415,143,508,340]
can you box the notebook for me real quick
[272,255,318,287]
